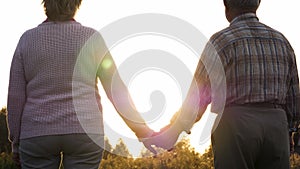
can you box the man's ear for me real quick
[225,7,231,23]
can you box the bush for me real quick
[0,153,19,169]
[0,107,11,153]
[2,106,300,168]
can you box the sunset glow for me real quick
[1,0,299,157]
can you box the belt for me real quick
[227,102,284,109]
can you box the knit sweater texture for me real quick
[7,21,105,151]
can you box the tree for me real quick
[0,107,19,169]
[100,137,213,169]
[199,145,214,169]
[100,139,134,169]
[102,137,113,160]
[112,139,132,158]
[156,138,204,169]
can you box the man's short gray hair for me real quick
[224,0,261,10]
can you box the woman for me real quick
[7,0,154,168]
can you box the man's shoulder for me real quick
[209,22,290,48]
[210,27,231,42]
[256,22,292,47]
[208,27,235,49]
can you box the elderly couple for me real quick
[7,0,299,168]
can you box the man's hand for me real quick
[140,137,158,155]
[140,122,183,154]
[153,123,183,151]
[135,126,158,155]
[170,111,192,134]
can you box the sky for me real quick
[0,0,300,157]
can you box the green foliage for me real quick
[100,138,213,169]
[102,137,113,160]
[0,107,11,153]
[1,106,300,168]
[0,153,19,169]
[111,139,132,158]
[291,153,300,169]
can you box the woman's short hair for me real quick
[42,0,82,21]
[223,0,260,10]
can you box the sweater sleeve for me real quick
[7,39,27,153]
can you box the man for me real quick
[150,0,300,168]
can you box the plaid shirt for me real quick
[196,13,300,123]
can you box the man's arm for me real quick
[170,60,211,133]
[286,48,300,128]
[150,60,211,151]
[172,40,226,133]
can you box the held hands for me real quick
[138,113,187,154]
[151,123,183,151]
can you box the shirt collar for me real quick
[230,13,259,26]
[43,18,76,23]
[39,18,79,27]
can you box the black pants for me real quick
[212,105,290,169]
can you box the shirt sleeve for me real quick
[286,48,300,127]
[194,59,212,110]
[173,43,213,133]
[7,40,27,153]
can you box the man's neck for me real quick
[227,9,257,22]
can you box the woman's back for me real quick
[11,20,103,140]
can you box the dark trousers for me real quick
[20,134,104,169]
[212,105,290,169]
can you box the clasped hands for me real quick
[137,112,189,155]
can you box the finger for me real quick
[167,147,174,152]
[144,143,157,155]
[154,140,174,151]
[164,144,174,151]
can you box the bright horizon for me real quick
[1,0,300,157]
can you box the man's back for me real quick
[210,13,299,119]
[198,1,299,168]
